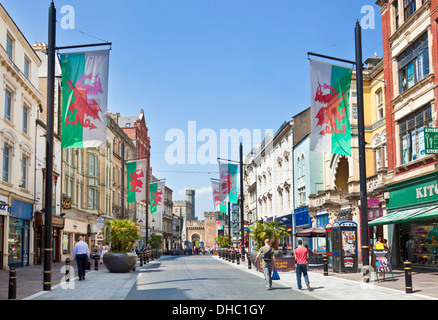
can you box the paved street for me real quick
[9,254,435,302]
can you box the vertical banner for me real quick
[211,179,226,213]
[150,181,165,213]
[310,60,352,156]
[60,50,109,149]
[126,160,147,203]
[219,162,238,203]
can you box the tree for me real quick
[106,219,141,252]
[149,234,163,249]
[215,235,230,248]
[249,220,290,251]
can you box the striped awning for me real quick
[369,205,438,226]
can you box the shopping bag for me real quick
[272,269,280,280]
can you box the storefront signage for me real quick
[372,248,392,274]
[424,128,438,154]
[0,195,10,215]
[386,172,438,210]
[257,257,295,272]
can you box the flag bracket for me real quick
[55,42,112,51]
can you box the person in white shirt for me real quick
[73,236,90,281]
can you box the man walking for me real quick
[73,236,90,281]
[294,239,310,291]
[255,238,276,290]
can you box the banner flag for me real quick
[60,50,110,149]
[126,160,147,203]
[211,179,226,213]
[150,181,165,213]
[310,60,352,156]
[219,162,238,203]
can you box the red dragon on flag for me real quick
[314,82,346,136]
[129,169,144,193]
[66,73,103,130]
[151,188,163,207]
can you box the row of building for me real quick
[242,0,438,271]
[0,4,197,269]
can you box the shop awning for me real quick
[369,206,438,226]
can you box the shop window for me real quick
[400,104,432,164]
[401,222,438,267]
[398,32,429,94]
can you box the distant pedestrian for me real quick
[73,236,90,281]
[294,239,310,291]
[255,238,276,290]
[100,242,107,264]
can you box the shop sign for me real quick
[372,248,393,274]
[0,195,10,215]
[424,128,438,154]
[387,173,438,210]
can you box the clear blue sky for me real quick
[2,1,383,220]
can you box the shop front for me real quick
[62,216,88,261]
[34,211,65,264]
[369,172,438,269]
[276,214,292,253]
[9,199,33,268]
[294,206,312,250]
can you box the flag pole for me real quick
[355,20,370,283]
[240,143,245,260]
[43,0,56,292]
[307,21,369,283]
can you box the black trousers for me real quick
[76,254,88,279]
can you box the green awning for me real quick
[408,206,438,222]
[368,207,430,226]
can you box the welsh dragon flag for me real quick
[310,60,353,156]
[126,160,147,204]
[219,162,238,204]
[211,179,226,213]
[60,50,109,149]
[150,181,165,213]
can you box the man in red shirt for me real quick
[294,239,310,290]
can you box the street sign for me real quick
[96,216,104,230]
[424,127,438,154]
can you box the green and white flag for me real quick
[310,60,353,156]
[219,162,238,204]
[150,181,165,213]
[60,50,109,149]
[211,179,226,213]
[126,160,147,204]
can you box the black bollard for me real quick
[323,255,328,276]
[247,252,252,269]
[8,268,17,300]
[140,252,143,267]
[236,251,240,265]
[404,261,413,294]
[65,258,71,283]
[94,254,99,271]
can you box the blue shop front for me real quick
[294,206,313,251]
[8,199,33,268]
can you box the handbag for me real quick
[272,269,280,280]
[86,260,91,270]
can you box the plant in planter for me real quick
[215,235,230,249]
[249,220,290,265]
[148,234,163,259]
[103,219,141,273]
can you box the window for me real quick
[404,0,416,21]
[88,188,97,210]
[398,33,429,94]
[24,57,30,78]
[22,105,28,134]
[88,153,97,176]
[6,34,13,59]
[3,145,10,182]
[394,0,399,30]
[400,104,432,164]
[298,186,306,206]
[5,88,12,121]
[376,89,384,120]
[20,155,27,189]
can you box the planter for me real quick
[103,252,137,273]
